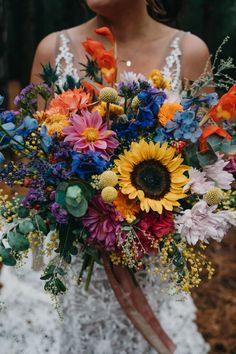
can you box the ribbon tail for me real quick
[103,255,176,354]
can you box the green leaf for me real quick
[0,246,16,266]
[18,220,35,235]
[69,179,94,201]
[33,214,48,234]
[54,278,66,292]
[17,206,30,218]
[8,231,30,251]
[85,247,101,262]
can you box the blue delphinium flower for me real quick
[71,151,108,179]
[113,121,139,140]
[16,116,38,137]
[0,111,15,124]
[40,125,52,153]
[181,93,218,110]
[165,111,202,143]
[153,127,170,144]
[0,122,16,147]
[0,152,5,165]
[134,88,166,129]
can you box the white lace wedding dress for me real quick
[0,30,210,354]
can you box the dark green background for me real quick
[1,0,236,95]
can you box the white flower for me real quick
[175,200,236,245]
[183,168,215,194]
[165,91,181,103]
[119,71,147,85]
[203,156,234,190]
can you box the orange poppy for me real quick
[208,85,236,121]
[95,27,115,45]
[82,39,106,61]
[199,125,232,152]
[97,49,117,83]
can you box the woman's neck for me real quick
[91,4,159,43]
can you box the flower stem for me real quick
[85,257,95,291]
[106,102,110,128]
[0,125,32,153]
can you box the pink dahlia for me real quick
[82,195,123,250]
[62,110,119,160]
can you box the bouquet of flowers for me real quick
[0,27,235,354]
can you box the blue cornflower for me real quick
[165,111,202,143]
[71,151,108,179]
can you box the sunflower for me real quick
[114,140,189,214]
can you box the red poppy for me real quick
[208,85,236,121]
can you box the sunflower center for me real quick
[83,127,99,142]
[131,159,170,199]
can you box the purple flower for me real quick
[224,156,236,174]
[50,202,68,224]
[82,195,123,250]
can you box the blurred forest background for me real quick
[1,0,236,100]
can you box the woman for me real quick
[30,1,210,353]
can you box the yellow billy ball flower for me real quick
[101,186,118,203]
[204,187,224,205]
[99,171,118,189]
[99,87,118,103]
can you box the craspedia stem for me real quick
[106,102,110,128]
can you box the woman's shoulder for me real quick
[34,20,93,63]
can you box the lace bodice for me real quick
[55,30,184,93]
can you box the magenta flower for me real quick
[82,195,123,250]
[224,155,236,173]
[62,110,119,160]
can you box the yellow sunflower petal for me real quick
[160,198,174,211]
[140,198,150,213]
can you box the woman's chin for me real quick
[86,0,127,15]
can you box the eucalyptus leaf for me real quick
[33,214,48,234]
[8,231,30,251]
[183,143,200,169]
[197,142,218,167]
[66,198,88,217]
[18,220,35,235]
[0,245,16,266]
[55,182,68,207]
[17,206,30,218]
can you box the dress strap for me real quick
[162,30,188,93]
[55,31,80,89]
